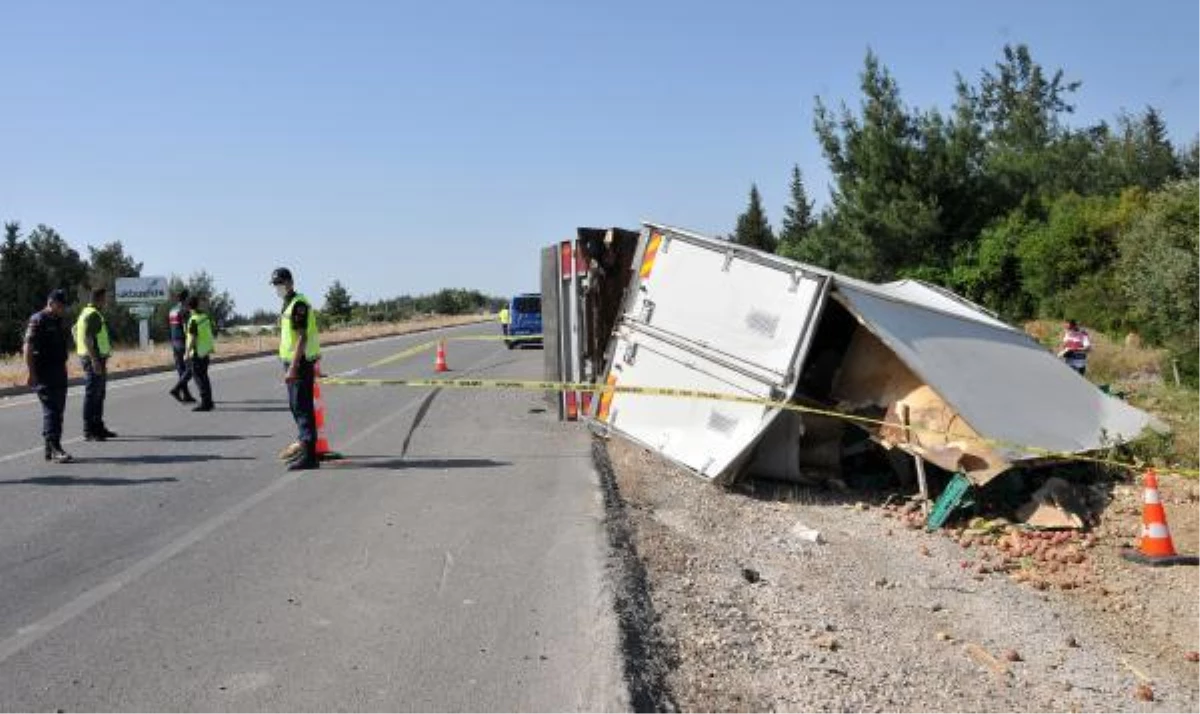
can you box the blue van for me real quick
[507,293,542,349]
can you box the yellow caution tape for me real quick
[321,375,1196,477]
[365,334,544,369]
[448,334,544,342]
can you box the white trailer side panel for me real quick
[597,223,830,482]
[624,226,826,383]
[602,328,780,480]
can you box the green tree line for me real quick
[229,282,502,331]
[730,43,1198,381]
[0,222,242,355]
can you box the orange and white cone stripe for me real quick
[435,341,449,372]
[313,362,332,457]
[1121,470,1198,566]
[1137,471,1178,558]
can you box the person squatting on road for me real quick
[1057,319,1092,376]
[168,288,196,403]
[74,287,117,441]
[184,295,216,412]
[271,267,322,471]
[24,289,73,463]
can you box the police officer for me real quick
[75,287,117,441]
[185,295,216,412]
[271,267,321,471]
[24,289,73,462]
[498,303,510,338]
[168,288,196,403]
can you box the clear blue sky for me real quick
[3,0,1196,314]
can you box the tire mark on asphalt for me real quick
[400,389,442,459]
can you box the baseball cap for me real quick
[269,267,293,285]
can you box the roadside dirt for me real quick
[605,437,1199,712]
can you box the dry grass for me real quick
[1124,383,1200,471]
[1024,319,1197,471]
[0,313,488,389]
[1023,319,1165,384]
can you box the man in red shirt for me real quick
[1057,319,1092,376]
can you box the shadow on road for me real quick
[0,475,179,487]
[119,434,271,442]
[216,399,281,405]
[336,457,511,470]
[78,454,255,465]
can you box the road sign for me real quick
[115,276,169,305]
[128,304,157,319]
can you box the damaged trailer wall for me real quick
[575,222,1158,489]
[829,320,1010,484]
[830,284,1159,478]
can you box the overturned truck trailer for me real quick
[546,222,1159,487]
[541,228,642,420]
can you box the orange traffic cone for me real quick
[312,363,343,461]
[435,341,449,373]
[1138,471,1177,556]
[1122,470,1198,566]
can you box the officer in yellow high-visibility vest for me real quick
[498,304,510,338]
[74,287,117,441]
[181,295,216,412]
[271,267,321,470]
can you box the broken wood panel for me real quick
[831,325,1011,484]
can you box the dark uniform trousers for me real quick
[173,343,192,383]
[36,382,68,441]
[81,356,108,433]
[192,355,213,405]
[287,359,317,445]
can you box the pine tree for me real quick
[778,165,816,257]
[732,184,777,253]
[1181,139,1200,179]
[324,280,353,321]
[813,50,939,278]
[1139,107,1180,189]
[0,223,54,354]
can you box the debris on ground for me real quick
[1015,477,1089,529]
[790,522,824,544]
[604,437,1200,712]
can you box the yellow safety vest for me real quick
[187,313,215,358]
[499,307,510,325]
[279,293,321,362]
[74,304,112,358]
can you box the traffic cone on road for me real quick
[435,341,449,373]
[1121,470,1199,566]
[313,363,343,461]
[1138,471,1177,557]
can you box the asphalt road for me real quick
[0,323,626,712]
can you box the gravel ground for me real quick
[603,437,1200,713]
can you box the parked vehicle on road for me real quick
[506,293,542,349]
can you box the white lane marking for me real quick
[0,437,85,466]
[0,322,487,412]
[438,552,455,594]
[0,346,502,665]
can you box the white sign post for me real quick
[116,277,169,351]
